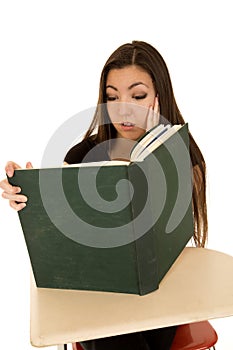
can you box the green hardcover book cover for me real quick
[8,123,193,295]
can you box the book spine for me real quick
[128,163,159,295]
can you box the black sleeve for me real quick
[64,139,94,164]
[64,138,110,164]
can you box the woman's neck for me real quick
[109,138,136,161]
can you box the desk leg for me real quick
[57,345,67,350]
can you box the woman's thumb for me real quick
[26,162,33,169]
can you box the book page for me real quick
[64,160,130,168]
[15,160,130,171]
[131,124,182,161]
[130,124,169,160]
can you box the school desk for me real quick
[30,247,233,348]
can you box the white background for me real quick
[0,0,232,349]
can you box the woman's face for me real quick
[106,65,156,140]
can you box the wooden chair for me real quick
[72,321,218,350]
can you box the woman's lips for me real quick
[120,121,135,130]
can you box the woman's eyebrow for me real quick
[106,82,148,91]
[106,85,117,91]
[128,82,149,89]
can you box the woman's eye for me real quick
[106,95,117,101]
[133,94,147,100]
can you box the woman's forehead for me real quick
[106,66,153,89]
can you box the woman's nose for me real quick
[118,101,132,116]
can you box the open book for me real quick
[66,123,182,167]
[8,123,193,295]
[130,123,181,161]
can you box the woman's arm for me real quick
[0,161,33,211]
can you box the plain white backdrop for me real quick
[0,0,232,348]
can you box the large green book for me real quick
[9,123,194,295]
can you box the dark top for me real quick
[65,132,197,167]
[64,137,110,164]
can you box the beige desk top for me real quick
[30,247,233,347]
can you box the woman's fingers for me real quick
[146,95,160,131]
[5,161,22,177]
[154,94,160,116]
[1,177,28,211]
[26,161,33,169]
[2,190,28,203]
[1,161,32,211]
[0,178,21,194]
[9,200,26,211]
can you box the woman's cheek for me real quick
[107,104,119,124]
[132,105,148,129]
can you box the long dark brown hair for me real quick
[84,40,208,247]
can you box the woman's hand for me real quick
[146,94,160,131]
[0,161,33,211]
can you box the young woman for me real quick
[0,40,208,350]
